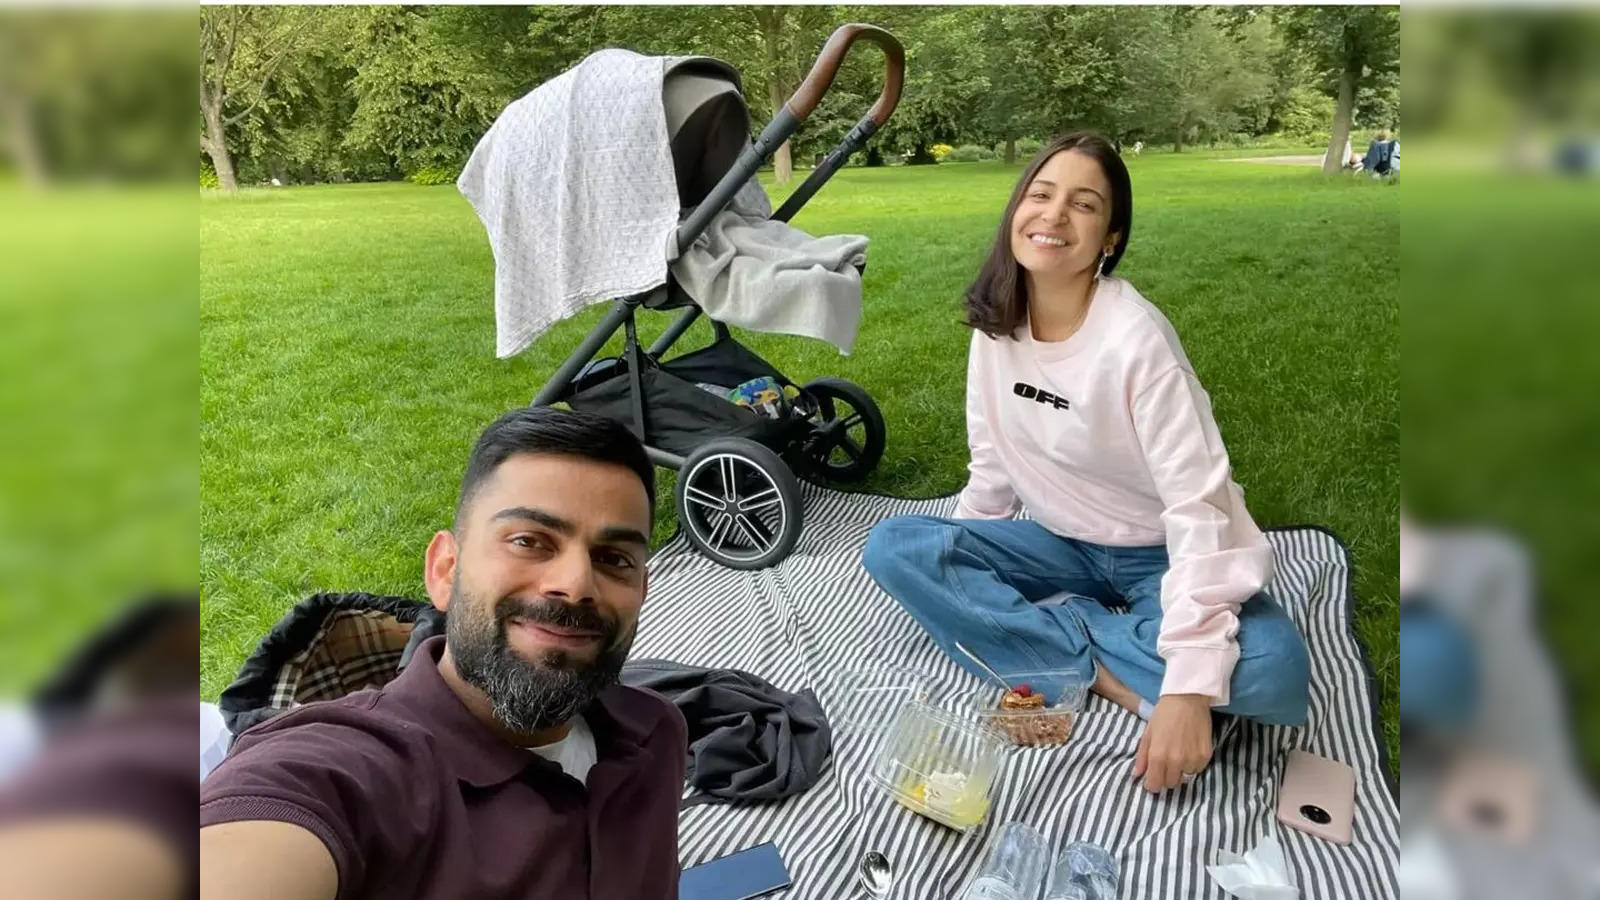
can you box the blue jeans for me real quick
[862,515,1310,726]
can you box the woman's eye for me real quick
[1028,191,1049,201]
[1075,201,1095,212]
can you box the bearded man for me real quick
[201,408,685,900]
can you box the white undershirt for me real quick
[528,714,598,783]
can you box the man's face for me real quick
[427,453,651,733]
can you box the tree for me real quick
[1277,6,1400,173]
[200,7,312,192]
[866,6,985,163]
[1120,8,1272,151]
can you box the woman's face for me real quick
[1009,149,1117,280]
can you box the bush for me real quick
[405,164,459,186]
[199,164,220,190]
[946,144,986,163]
[1017,137,1043,157]
[979,147,997,161]
[930,143,954,162]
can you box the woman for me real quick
[863,133,1309,793]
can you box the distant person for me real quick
[1132,140,1144,157]
[1363,131,1399,178]
[201,408,687,899]
[863,132,1310,795]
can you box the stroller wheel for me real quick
[797,377,886,483]
[675,438,803,570]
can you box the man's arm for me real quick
[0,818,184,900]
[201,820,338,900]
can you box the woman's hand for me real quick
[1132,693,1213,792]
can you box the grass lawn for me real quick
[201,153,1399,761]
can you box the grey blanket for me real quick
[623,658,832,808]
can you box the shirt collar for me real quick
[386,636,658,788]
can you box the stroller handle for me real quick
[786,24,905,128]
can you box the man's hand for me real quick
[1132,694,1213,793]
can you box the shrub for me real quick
[930,143,954,162]
[1017,137,1043,157]
[978,147,997,161]
[405,164,459,186]
[199,165,220,190]
[946,144,986,163]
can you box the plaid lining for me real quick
[269,609,414,712]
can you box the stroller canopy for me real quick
[662,59,749,210]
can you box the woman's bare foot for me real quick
[1090,664,1145,716]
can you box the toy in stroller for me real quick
[527,25,906,570]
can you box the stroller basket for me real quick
[567,337,810,458]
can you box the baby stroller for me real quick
[529,25,905,570]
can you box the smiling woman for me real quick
[964,132,1133,340]
[862,131,1313,794]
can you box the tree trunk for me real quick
[1004,138,1017,165]
[755,7,794,184]
[200,100,239,192]
[3,91,47,187]
[1322,66,1356,175]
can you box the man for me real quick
[201,408,685,899]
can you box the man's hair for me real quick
[454,407,655,529]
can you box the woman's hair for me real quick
[962,132,1133,338]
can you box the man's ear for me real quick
[424,530,459,612]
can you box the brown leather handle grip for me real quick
[784,24,905,129]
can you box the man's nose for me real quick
[537,545,599,603]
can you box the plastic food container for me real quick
[869,699,1007,832]
[971,670,1088,748]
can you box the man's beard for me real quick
[445,575,633,734]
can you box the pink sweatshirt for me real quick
[954,277,1272,703]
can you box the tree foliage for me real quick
[203,4,1401,186]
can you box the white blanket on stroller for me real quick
[458,49,868,358]
[458,49,684,358]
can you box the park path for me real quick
[1218,154,1322,165]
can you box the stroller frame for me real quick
[529,25,905,570]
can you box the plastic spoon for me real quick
[954,642,1012,692]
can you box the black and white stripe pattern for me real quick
[633,485,1398,898]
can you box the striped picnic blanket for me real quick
[633,484,1398,898]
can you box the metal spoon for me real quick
[858,850,894,897]
[953,641,1012,692]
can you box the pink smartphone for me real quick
[1434,752,1541,846]
[1275,749,1356,845]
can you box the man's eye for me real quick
[597,551,635,570]
[510,534,549,550]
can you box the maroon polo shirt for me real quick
[201,636,686,899]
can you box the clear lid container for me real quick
[868,699,1008,832]
[969,669,1088,748]
[834,662,933,736]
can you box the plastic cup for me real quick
[960,822,1049,900]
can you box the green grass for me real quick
[201,153,1398,763]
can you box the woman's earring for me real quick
[1095,249,1112,280]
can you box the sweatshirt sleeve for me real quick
[954,331,1020,519]
[1131,365,1273,704]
